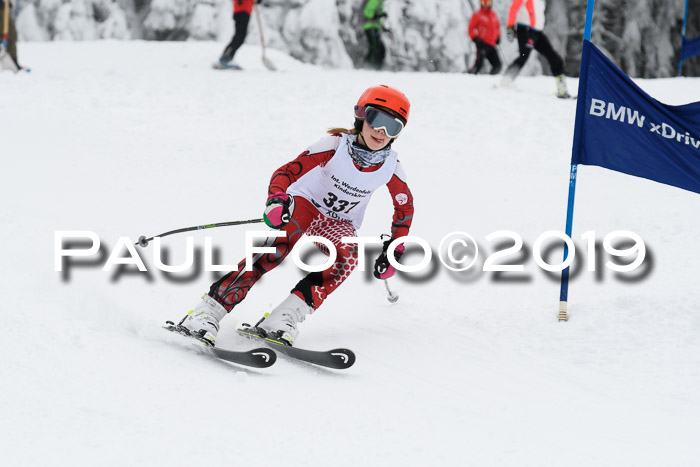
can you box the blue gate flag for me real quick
[572,41,700,195]
[681,35,700,61]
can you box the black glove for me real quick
[496,35,501,45]
[506,26,516,42]
[256,0,263,4]
[373,239,405,280]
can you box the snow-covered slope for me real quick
[2,41,700,467]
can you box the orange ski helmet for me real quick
[355,85,410,124]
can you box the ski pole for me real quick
[496,44,507,72]
[254,4,277,71]
[136,218,264,247]
[383,279,399,303]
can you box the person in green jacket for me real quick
[363,0,386,69]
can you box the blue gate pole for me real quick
[558,0,596,322]
[558,165,578,322]
[678,0,689,76]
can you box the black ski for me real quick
[210,346,276,368]
[236,325,356,370]
[164,322,276,368]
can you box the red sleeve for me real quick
[468,13,479,40]
[234,0,254,14]
[386,170,414,239]
[268,149,335,195]
[507,0,523,27]
[485,10,501,45]
[526,0,536,27]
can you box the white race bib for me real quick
[287,134,397,229]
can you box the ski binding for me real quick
[236,324,356,370]
[164,321,276,368]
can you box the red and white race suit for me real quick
[209,133,414,311]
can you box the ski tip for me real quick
[328,348,356,369]
[251,348,277,367]
[210,346,277,368]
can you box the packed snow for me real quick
[2,41,700,466]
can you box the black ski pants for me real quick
[505,26,564,80]
[365,28,386,69]
[220,12,250,63]
[469,41,501,75]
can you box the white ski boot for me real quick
[499,73,514,88]
[178,294,228,346]
[257,294,314,346]
[556,74,570,98]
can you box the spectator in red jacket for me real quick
[468,0,502,75]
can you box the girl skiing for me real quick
[175,85,415,346]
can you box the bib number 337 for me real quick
[323,192,360,214]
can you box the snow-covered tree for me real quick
[16,0,132,40]
[11,0,700,78]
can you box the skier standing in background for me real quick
[363,0,387,69]
[501,0,570,97]
[214,0,261,69]
[467,0,502,75]
[0,0,21,72]
[174,85,415,347]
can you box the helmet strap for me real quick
[353,118,363,133]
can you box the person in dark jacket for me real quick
[1,0,21,72]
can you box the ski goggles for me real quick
[354,105,405,138]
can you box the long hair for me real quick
[328,117,364,135]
